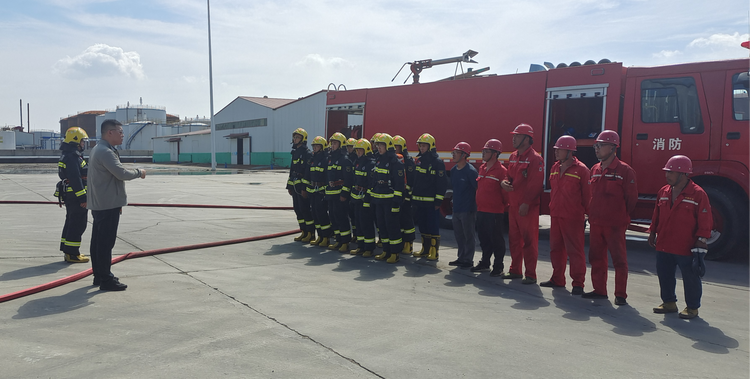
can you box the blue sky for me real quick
[1,0,748,131]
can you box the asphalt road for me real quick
[0,166,747,378]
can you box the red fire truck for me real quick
[324,57,749,260]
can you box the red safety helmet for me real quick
[483,139,503,153]
[453,142,471,156]
[662,155,692,174]
[596,130,620,147]
[511,123,534,137]
[554,135,577,151]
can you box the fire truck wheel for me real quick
[702,186,743,261]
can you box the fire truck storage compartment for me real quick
[544,85,608,188]
[326,102,365,140]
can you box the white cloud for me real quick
[688,32,749,48]
[295,54,353,69]
[54,43,146,80]
[652,50,683,59]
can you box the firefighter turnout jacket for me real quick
[56,142,88,204]
[399,150,416,199]
[650,180,712,256]
[287,143,311,193]
[325,148,353,200]
[411,150,447,207]
[351,153,376,204]
[369,150,405,206]
[306,149,329,194]
[548,157,591,221]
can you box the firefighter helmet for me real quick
[292,127,308,143]
[453,142,471,156]
[329,132,347,149]
[662,155,692,174]
[554,135,577,151]
[354,138,373,155]
[374,133,395,151]
[483,139,503,153]
[511,123,534,137]
[596,130,620,147]
[370,132,381,142]
[346,138,357,147]
[416,133,436,150]
[64,127,89,145]
[392,135,407,150]
[311,136,328,149]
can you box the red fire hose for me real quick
[0,200,294,210]
[0,201,298,303]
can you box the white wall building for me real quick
[153,92,327,166]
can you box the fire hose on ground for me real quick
[0,201,297,304]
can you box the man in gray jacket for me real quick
[87,119,146,291]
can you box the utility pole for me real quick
[207,0,217,170]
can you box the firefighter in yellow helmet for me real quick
[289,128,315,242]
[411,133,447,260]
[56,127,90,263]
[349,139,377,256]
[325,132,354,252]
[370,133,406,263]
[392,135,416,254]
[306,136,333,247]
[344,137,359,242]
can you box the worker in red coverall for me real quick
[648,155,712,319]
[470,139,509,277]
[540,136,591,295]
[584,130,638,306]
[500,124,544,284]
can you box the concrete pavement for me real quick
[0,166,747,378]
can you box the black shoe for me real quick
[448,260,461,266]
[582,291,608,299]
[489,267,504,277]
[93,276,118,286]
[458,261,474,269]
[100,278,127,291]
[614,296,628,306]
[470,263,490,272]
[539,280,564,288]
[571,286,584,295]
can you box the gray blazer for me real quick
[87,140,141,211]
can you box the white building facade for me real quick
[153,92,327,167]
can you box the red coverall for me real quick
[588,157,638,298]
[548,157,591,287]
[650,181,712,255]
[506,147,544,279]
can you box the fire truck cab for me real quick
[325,58,749,260]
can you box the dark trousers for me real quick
[60,196,88,255]
[476,211,506,270]
[291,190,314,233]
[310,191,332,237]
[328,197,351,243]
[354,201,376,251]
[375,202,403,254]
[349,205,357,242]
[415,205,441,235]
[656,251,702,309]
[90,208,121,283]
[400,199,416,242]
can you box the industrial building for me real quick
[153,92,329,166]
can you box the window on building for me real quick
[216,118,268,130]
[641,77,704,134]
